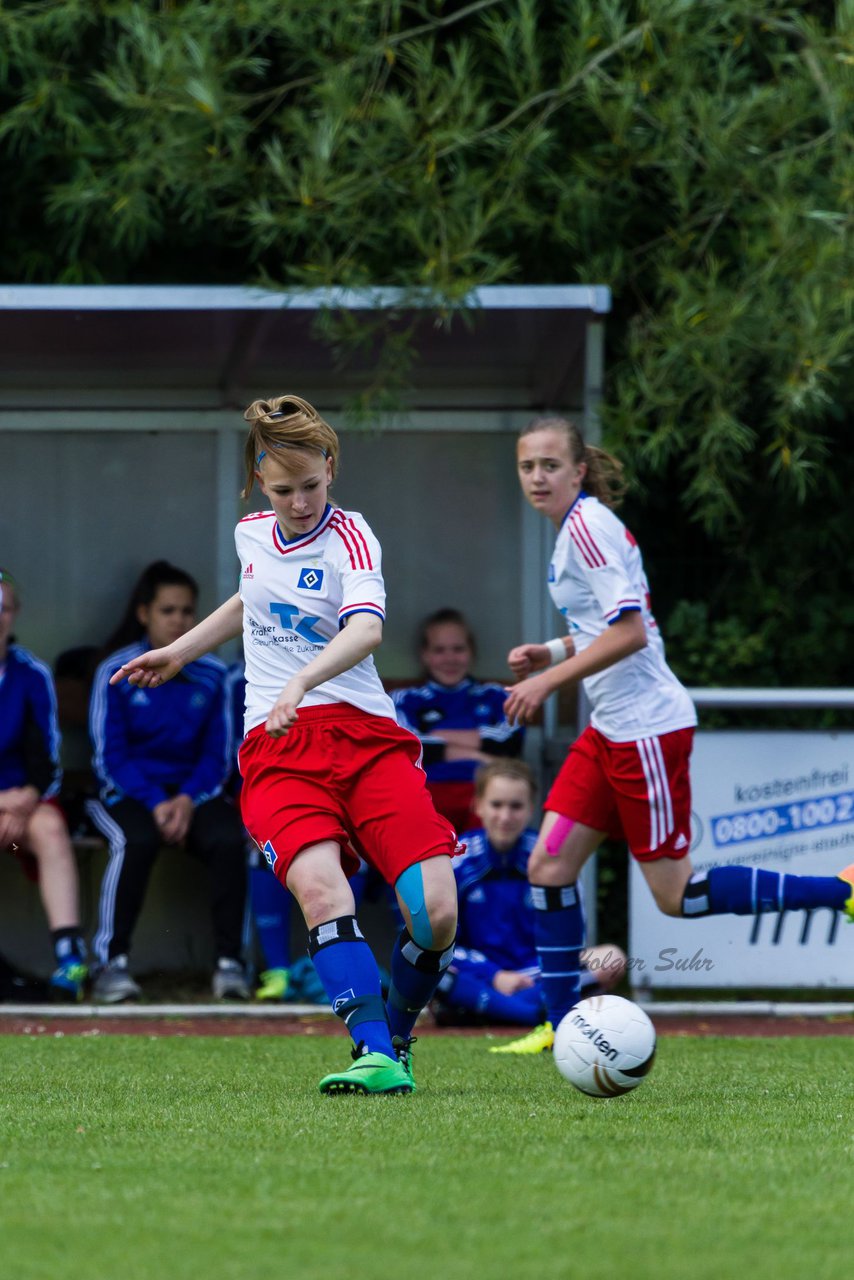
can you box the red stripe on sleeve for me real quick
[569,511,607,568]
[331,514,371,570]
[238,511,276,524]
[342,516,373,569]
[330,517,359,569]
[338,601,385,617]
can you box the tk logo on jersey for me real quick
[269,602,326,645]
[297,568,324,591]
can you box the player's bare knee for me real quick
[303,891,342,929]
[425,893,457,949]
[639,858,692,918]
[290,880,352,930]
[403,856,457,948]
[287,843,354,927]
[28,803,67,845]
[654,891,684,918]
[527,843,569,886]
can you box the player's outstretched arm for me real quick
[109,593,244,688]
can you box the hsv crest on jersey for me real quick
[297,567,324,590]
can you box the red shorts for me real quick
[426,780,478,836]
[237,703,457,886]
[545,724,694,860]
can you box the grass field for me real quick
[0,1032,850,1280]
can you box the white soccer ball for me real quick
[553,995,656,1098]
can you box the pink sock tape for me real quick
[544,815,574,857]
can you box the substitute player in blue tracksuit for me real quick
[87,561,248,1002]
[0,568,88,998]
[436,760,626,1024]
[393,608,524,833]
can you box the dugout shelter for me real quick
[0,283,610,977]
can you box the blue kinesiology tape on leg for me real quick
[395,862,433,949]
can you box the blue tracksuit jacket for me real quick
[89,641,232,810]
[392,678,523,783]
[0,645,63,798]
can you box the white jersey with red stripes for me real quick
[548,492,696,742]
[236,503,396,734]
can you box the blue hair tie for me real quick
[255,444,328,466]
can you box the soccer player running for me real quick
[493,416,854,1055]
[110,395,458,1095]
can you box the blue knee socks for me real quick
[531,883,585,1028]
[682,866,850,917]
[385,928,454,1041]
[308,915,394,1057]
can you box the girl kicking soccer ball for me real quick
[111,395,459,1094]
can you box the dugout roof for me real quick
[0,283,610,417]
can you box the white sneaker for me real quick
[92,955,142,1004]
[212,958,250,1001]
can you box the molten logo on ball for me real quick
[553,995,656,1098]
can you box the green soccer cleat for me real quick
[255,967,290,1001]
[49,960,88,1003]
[840,864,854,921]
[319,1043,414,1095]
[392,1034,417,1087]
[489,1021,554,1054]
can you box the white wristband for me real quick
[545,637,566,666]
